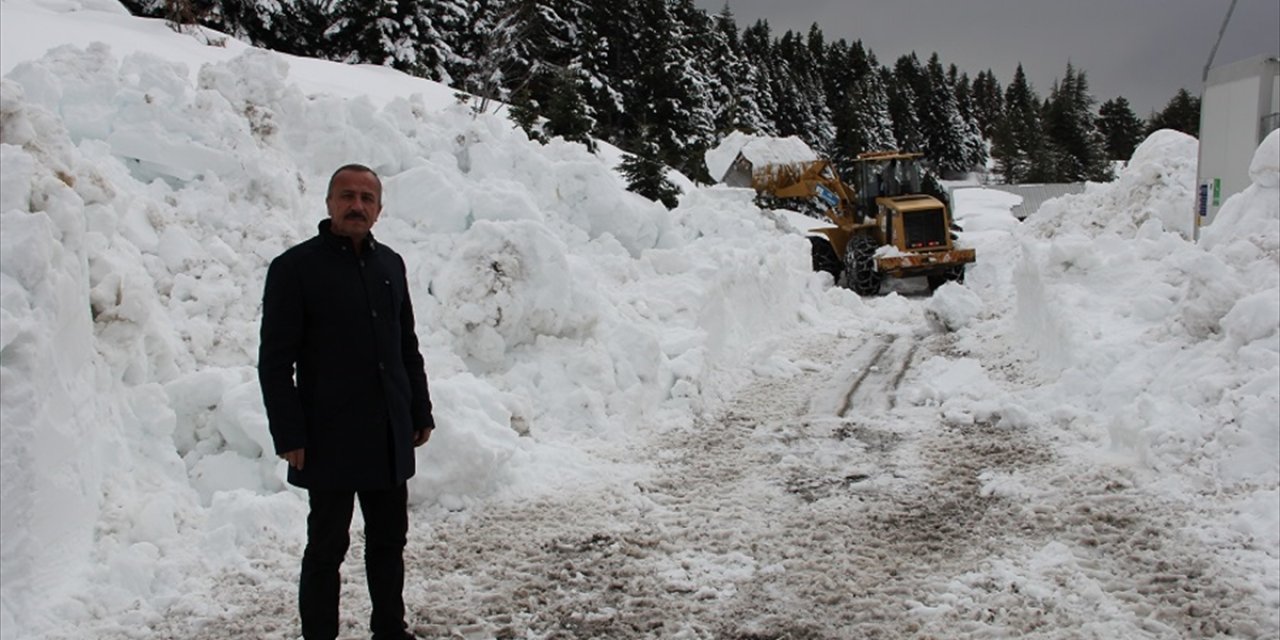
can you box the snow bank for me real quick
[1023,129,1199,240]
[0,38,835,636]
[1010,130,1279,502]
[4,3,1277,636]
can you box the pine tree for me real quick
[507,83,546,143]
[327,0,440,75]
[918,53,970,176]
[821,37,854,158]
[810,27,854,145]
[1070,69,1111,181]
[623,0,717,181]
[739,20,780,137]
[1097,96,1146,161]
[1147,88,1200,136]
[703,5,746,135]
[619,138,682,209]
[971,69,1004,138]
[850,54,897,152]
[542,68,597,151]
[665,0,721,181]
[455,0,523,113]
[952,67,972,121]
[577,0,641,142]
[708,6,770,136]
[992,63,1050,183]
[770,29,834,152]
[278,0,336,59]
[886,57,923,152]
[438,0,484,87]
[413,0,469,82]
[1043,63,1109,181]
[951,70,988,171]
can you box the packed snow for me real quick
[1,1,1277,638]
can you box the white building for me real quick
[1196,54,1280,231]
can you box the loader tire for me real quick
[839,235,882,296]
[808,236,843,282]
[927,265,966,291]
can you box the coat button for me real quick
[371,310,378,318]
[379,362,386,371]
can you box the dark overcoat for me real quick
[258,220,433,490]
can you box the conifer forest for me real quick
[126,0,1202,186]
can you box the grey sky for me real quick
[692,0,1280,117]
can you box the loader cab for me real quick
[850,151,925,221]
[849,151,955,255]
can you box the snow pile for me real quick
[924,282,985,332]
[1009,129,1279,498]
[1024,129,1200,239]
[0,35,831,637]
[1201,128,1280,250]
[924,134,1278,621]
[3,1,1279,637]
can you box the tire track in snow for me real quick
[64,330,1276,639]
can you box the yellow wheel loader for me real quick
[753,150,975,295]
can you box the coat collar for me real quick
[318,219,378,255]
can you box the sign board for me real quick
[814,184,839,207]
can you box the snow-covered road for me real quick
[2,4,1276,638]
[78,309,1271,640]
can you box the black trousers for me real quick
[299,484,409,640]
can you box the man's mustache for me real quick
[343,211,368,221]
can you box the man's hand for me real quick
[280,448,305,470]
[413,428,432,447]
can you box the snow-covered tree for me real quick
[739,20,779,137]
[706,6,770,136]
[617,0,718,180]
[664,0,721,180]
[951,69,989,171]
[619,136,681,208]
[918,53,970,176]
[971,69,1004,138]
[574,0,639,142]
[850,55,897,153]
[326,0,440,75]
[769,29,833,152]
[886,56,923,152]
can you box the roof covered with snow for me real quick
[738,136,819,169]
[704,132,819,182]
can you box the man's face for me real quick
[326,169,382,239]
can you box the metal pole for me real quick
[1195,0,1239,241]
[1203,0,1239,83]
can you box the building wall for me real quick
[1196,55,1280,232]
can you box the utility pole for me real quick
[1202,0,1239,84]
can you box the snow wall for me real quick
[0,45,833,636]
[1013,129,1279,491]
[2,34,1278,640]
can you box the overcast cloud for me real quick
[693,0,1280,117]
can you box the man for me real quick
[259,163,433,640]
